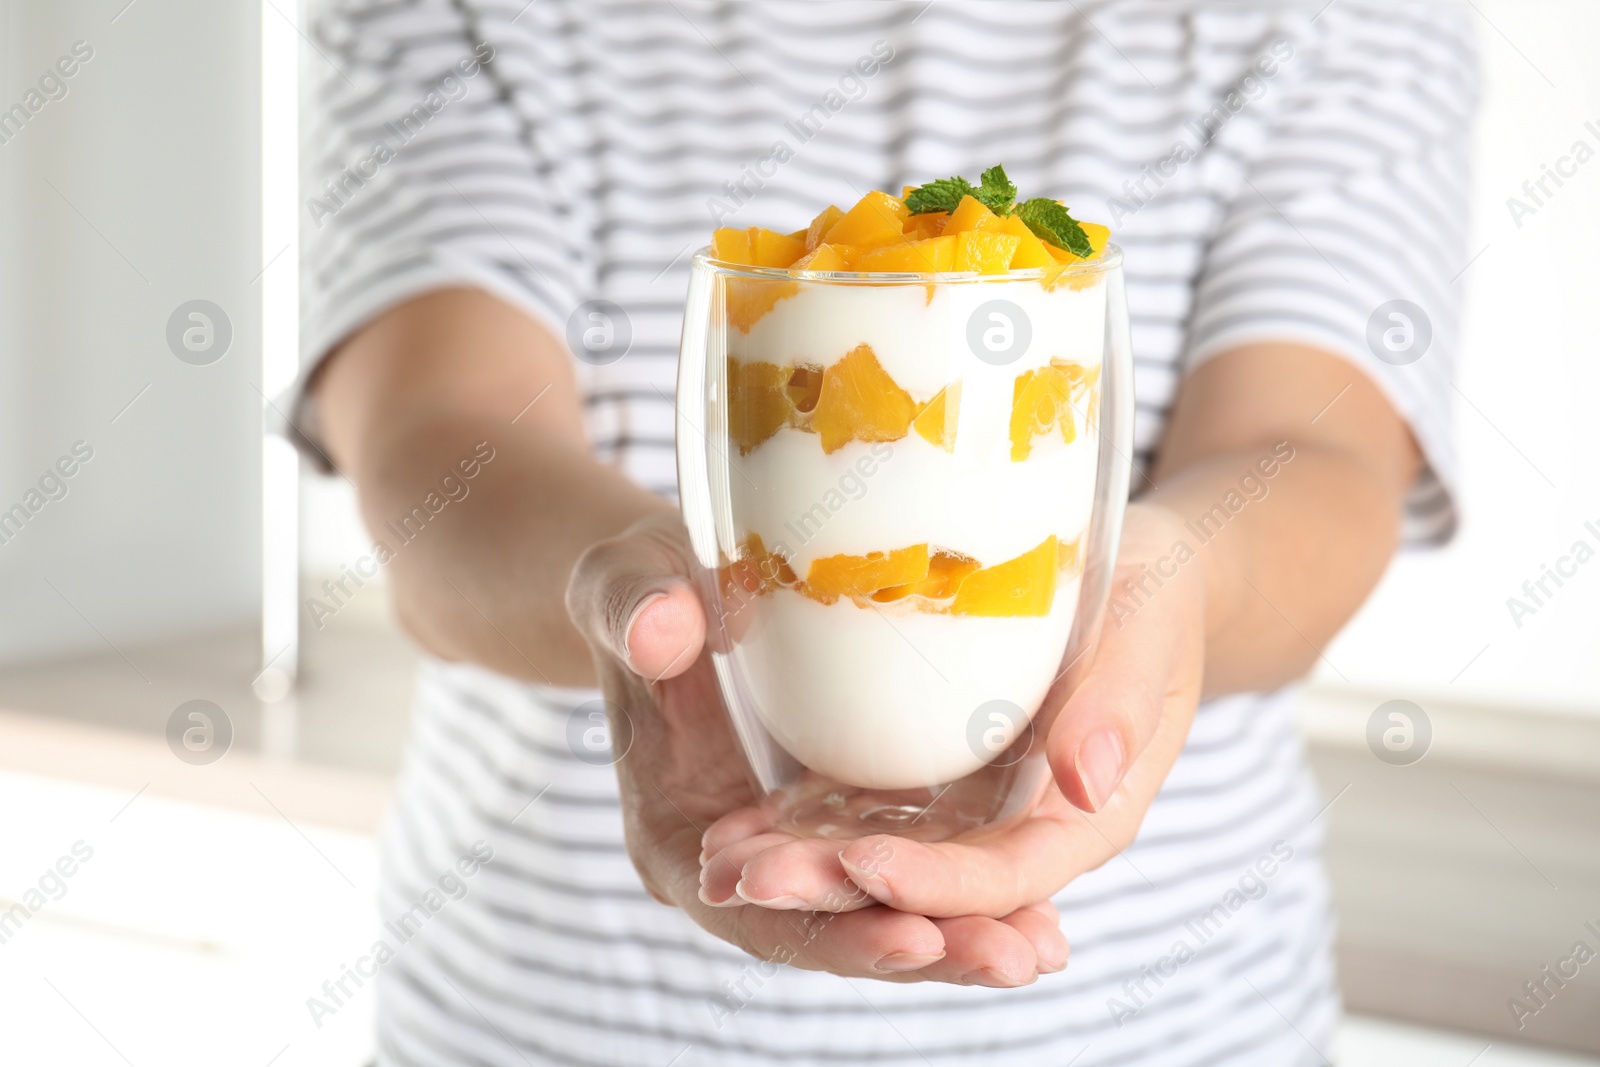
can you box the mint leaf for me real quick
[974,164,1017,215]
[904,175,975,215]
[1015,198,1093,257]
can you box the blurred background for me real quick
[0,1,1596,1064]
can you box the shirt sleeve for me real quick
[1182,0,1479,545]
[286,0,580,469]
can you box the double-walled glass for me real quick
[677,250,1133,842]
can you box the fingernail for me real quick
[874,951,944,973]
[734,879,809,909]
[697,884,743,908]
[961,967,1035,988]
[623,591,670,666]
[839,854,891,904]
[1075,728,1126,812]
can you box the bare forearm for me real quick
[346,408,668,685]
[314,289,671,686]
[1140,442,1400,696]
[1140,342,1419,698]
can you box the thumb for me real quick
[1046,572,1199,813]
[566,513,707,680]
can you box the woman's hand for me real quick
[566,511,1073,986]
[697,504,1205,923]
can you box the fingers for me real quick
[1048,539,1204,814]
[736,839,874,912]
[915,914,1049,987]
[835,825,1080,918]
[565,513,707,679]
[706,899,949,979]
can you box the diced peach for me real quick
[805,205,845,251]
[953,231,1021,274]
[998,215,1056,269]
[911,381,960,450]
[786,365,823,413]
[727,358,792,454]
[950,536,1058,617]
[721,533,797,602]
[711,228,751,265]
[1010,365,1077,461]
[805,544,930,604]
[810,343,916,453]
[747,227,806,267]
[822,191,910,249]
[942,195,1002,235]
[855,235,956,274]
[1082,222,1111,256]
[792,243,853,272]
[902,212,947,240]
[873,550,979,603]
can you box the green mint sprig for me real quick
[903,163,1094,257]
[1014,197,1093,258]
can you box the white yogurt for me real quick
[719,275,1105,790]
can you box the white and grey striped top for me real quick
[296,2,1474,1064]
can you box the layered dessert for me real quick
[702,167,1111,793]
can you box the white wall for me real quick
[0,0,262,665]
[1323,1,1600,714]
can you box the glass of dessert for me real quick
[676,167,1132,842]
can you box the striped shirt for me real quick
[295,2,1475,1064]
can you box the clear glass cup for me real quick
[676,248,1132,842]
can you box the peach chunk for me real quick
[873,550,980,603]
[855,235,956,274]
[711,227,805,268]
[721,533,797,601]
[902,212,948,241]
[823,190,911,249]
[727,358,792,454]
[998,214,1056,269]
[805,205,845,251]
[792,243,853,272]
[942,195,1003,235]
[953,231,1021,274]
[748,227,807,267]
[950,535,1059,617]
[810,343,917,453]
[911,381,960,451]
[805,544,930,604]
[786,365,824,413]
[1009,365,1078,461]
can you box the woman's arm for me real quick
[1146,340,1420,698]
[313,287,672,687]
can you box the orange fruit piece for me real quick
[810,343,916,453]
[943,195,1003,235]
[998,215,1056,269]
[805,205,845,251]
[805,544,930,604]
[1009,365,1078,461]
[855,235,955,274]
[721,533,797,601]
[711,227,805,268]
[727,358,792,454]
[711,227,751,264]
[873,550,980,603]
[792,243,853,271]
[786,365,824,413]
[953,231,1021,273]
[748,227,807,267]
[911,381,960,450]
[823,190,911,249]
[951,535,1058,617]
[902,212,948,240]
